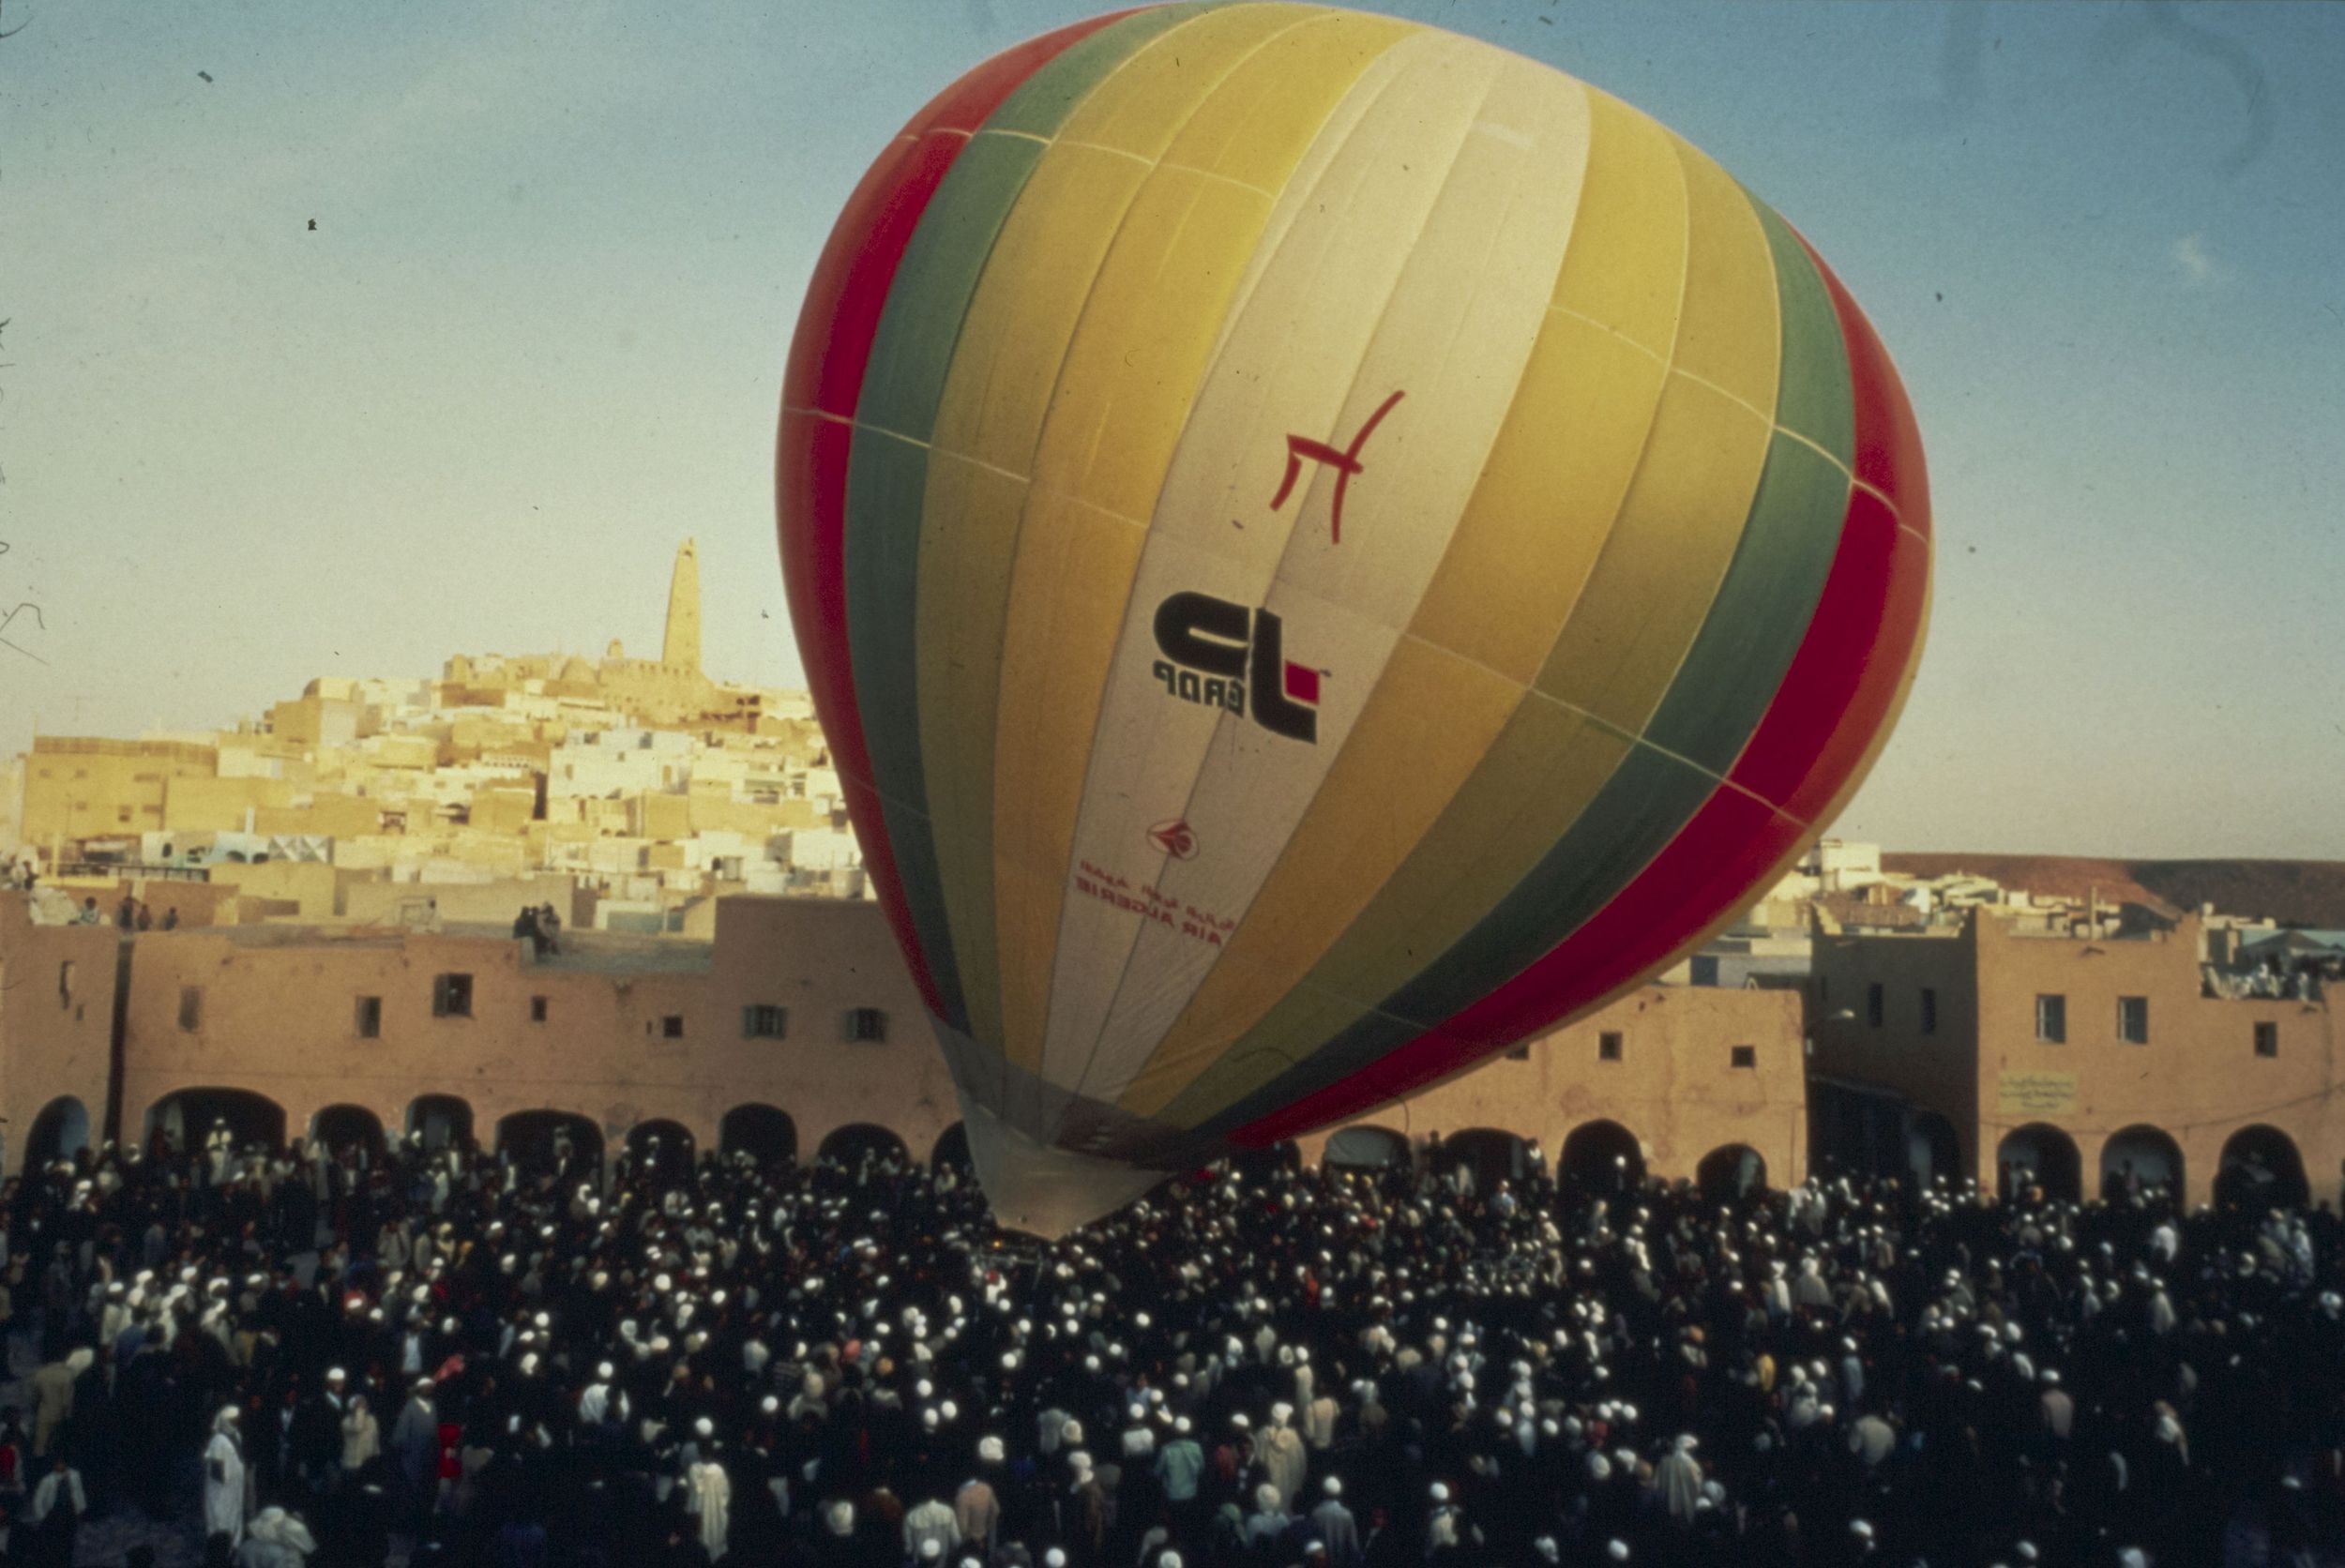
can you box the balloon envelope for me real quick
[779,2,1929,1235]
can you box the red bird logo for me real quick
[1148,820,1199,861]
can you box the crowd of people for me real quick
[2,1121,2341,1568]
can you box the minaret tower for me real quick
[662,538,703,672]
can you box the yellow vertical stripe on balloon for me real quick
[915,8,1412,1067]
[1149,127,1784,1129]
[1172,12,1418,194]
[1112,87,1680,1119]
[1410,90,1687,684]
[917,149,1147,1065]
[1056,42,1589,1109]
[1533,135,1779,726]
[1542,91,1689,366]
[987,5,1345,1092]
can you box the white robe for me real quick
[206,1431,249,1545]
[1258,1424,1308,1511]
[688,1461,732,1560]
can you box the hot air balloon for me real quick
[778,2,1929,1236]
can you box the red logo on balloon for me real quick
[1148,820,1199,861]
[1269,388,1405,545]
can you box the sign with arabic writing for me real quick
[1996,1070,2080,1119]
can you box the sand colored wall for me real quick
[22,738,215,845]
[0,898,120,1169]
[204,860,344,921]
[106,878,243,928]
[1813,912,2339,1206]
[114,897,956,1168]
[1290,986,1808,1188]
[254,792,384,839]
[1972,915,2337,1206]
[8,891,1806,1189]
[161,776,296,834]
[340,875,592,931]
[1811,927,1982,1172]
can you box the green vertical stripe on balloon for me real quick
[987,4,1220,138]
[1641,200,1853,775]
[857,5,1216,443]
[854,137,1046,444]
[841,4,1224,1032]
[1638,435,1849,774]
[1748,198,1853,463]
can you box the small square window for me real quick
[2254,1020,2278,1058]
[178,987,203,1033]
[432,973,474,1018]
[1597,1032,1623,1063]
[1919,988,1938,1036]
[1866,983,1884,1028]
[529,995,549,1024]
[661,1014,685,1039]
[2035,994,2066,1044]
[355,996,382,1038]
[1730,1045,1757,1070]
[1504,1044,1531,1062]
[743,1003,790,1040]
[846,1007,888,1044]
[2117,996,2149,1045]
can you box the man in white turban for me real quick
[205,1406,250,1546]
[1259,1403,1308,1511]
[688,1448,733,1560]
[1308,1477,1361,1568]
[1657,1435,1703,1522]
[241,1505,319,1566]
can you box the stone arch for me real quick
[148,1087,287,1154]
[2098,1124,2184,1202]
[2216,1123,2308,1211]
[625,1118,696,1180]
[1996,1123,2081,1203]
[1440,1128,1528,1194]
[1560,1119,1644,1193]
[310,1104,386,1158]
[406,1094,475,1154]
[1697,1143,1768,1202]
[1324,1125,1412,1171]
[815,1123,908,1172]
[930,1122,972,1173]
[720,1104,797,1167]
[496,1109,604,1181]
[23,1096,91,1172]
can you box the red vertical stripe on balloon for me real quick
[1762,238,1931,822]
[777,13,1136,1014]
[1819,251,1930,542]
[1233,249,1930,1147]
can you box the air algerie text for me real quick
[1073,859,1237,948]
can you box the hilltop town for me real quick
[1,541,864,933]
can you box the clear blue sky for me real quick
[6,2,2340,857]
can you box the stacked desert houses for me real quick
[3,542,865,934]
